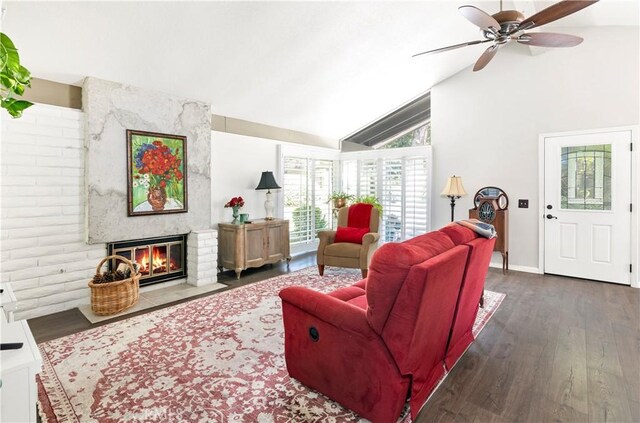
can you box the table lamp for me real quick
[441,175,467,222]
[255,171,281,220]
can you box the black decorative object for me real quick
[255,171,281,220]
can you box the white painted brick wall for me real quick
[1,104,106,320]
[187,229,218,287]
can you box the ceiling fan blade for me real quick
[458,5,501,32]
[412,39,490,57]
[518,32,583,47]
[473,44,500,72]
[519,0,599,30]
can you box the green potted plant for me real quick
[328,192,353,209]
[329,191,353,209]
[1,32,33,118]
[354,194,383,214]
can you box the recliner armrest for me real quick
[317,230,336,244]
[279,286,376,339]
[362,233,380,246]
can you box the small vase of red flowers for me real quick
[224,196,245,223]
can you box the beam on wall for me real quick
[20,78,337,149]
[211,115,337,149]
[21,78,82,110]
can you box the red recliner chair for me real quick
[279,225,495,422]
[281,230,472,421]
[440,224,496,369]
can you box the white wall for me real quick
[211,131,281,225]
[1,104,105,320]
[431,26,640,271]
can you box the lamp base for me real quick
[449,195,460,222]
[264,190,274,220]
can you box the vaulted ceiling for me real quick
[3,1,638,139]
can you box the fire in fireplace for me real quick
[107,234,187,286]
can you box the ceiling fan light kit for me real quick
[414,0,599,71]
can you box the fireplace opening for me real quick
[107,234,187,287]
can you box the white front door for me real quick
[544,130,632,285]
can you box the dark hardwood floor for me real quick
[418,270,640,423]
[29,255,640,422]
[28,253,316,343]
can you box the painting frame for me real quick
[126,129,188,216]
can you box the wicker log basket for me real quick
[88,255,141,316]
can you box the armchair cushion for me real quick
[324,242,361,258]
[334,226,370,244]
[347,203,374,228]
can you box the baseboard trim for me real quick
[489,262,541,274]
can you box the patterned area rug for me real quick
[38,267,505,423]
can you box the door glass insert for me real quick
[169,243,182,272]
[561,144,611,210]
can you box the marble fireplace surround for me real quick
[83,77,212,244]
[83,78,217,289]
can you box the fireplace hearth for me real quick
[107,235,187,286]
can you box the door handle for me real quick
[546,214,558,220]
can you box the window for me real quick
[382,158,403,241]
[341,146,431,242]
[404,156,429,237]
[377,121,431,149]
[359,159,378,197]
[283,157,311,244]
[342,92,431,149]
[561,144,611,210]
[281,145,339,252]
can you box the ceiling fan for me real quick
[413,0,599,71]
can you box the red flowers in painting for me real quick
[137,140,182,181]
[224,196,245,208]
[134,139,183,191]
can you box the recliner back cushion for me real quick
[366,231,454,333]
[347,203,374,228]
[439,223,478,245]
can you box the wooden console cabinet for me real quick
[218,219,291,279]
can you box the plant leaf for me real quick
[0,33,21,73]
[1,98,33,118]
[14,65,31,84]
[0,74,17,91]
[0,32,32,119]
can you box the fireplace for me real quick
[107,234,187,287]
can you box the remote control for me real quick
[1,342,23,350]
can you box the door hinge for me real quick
[631,203,634,212]
[631,142,634,151]
[631,264,633,273]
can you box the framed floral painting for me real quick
[126,130,188,216]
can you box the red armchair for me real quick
[279,225,495,422]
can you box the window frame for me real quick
[279,144,340,254]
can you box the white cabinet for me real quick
[1,310,42,422]
[1,283,18,322]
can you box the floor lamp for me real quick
[441,175,467,222]
[255,171,281,220]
